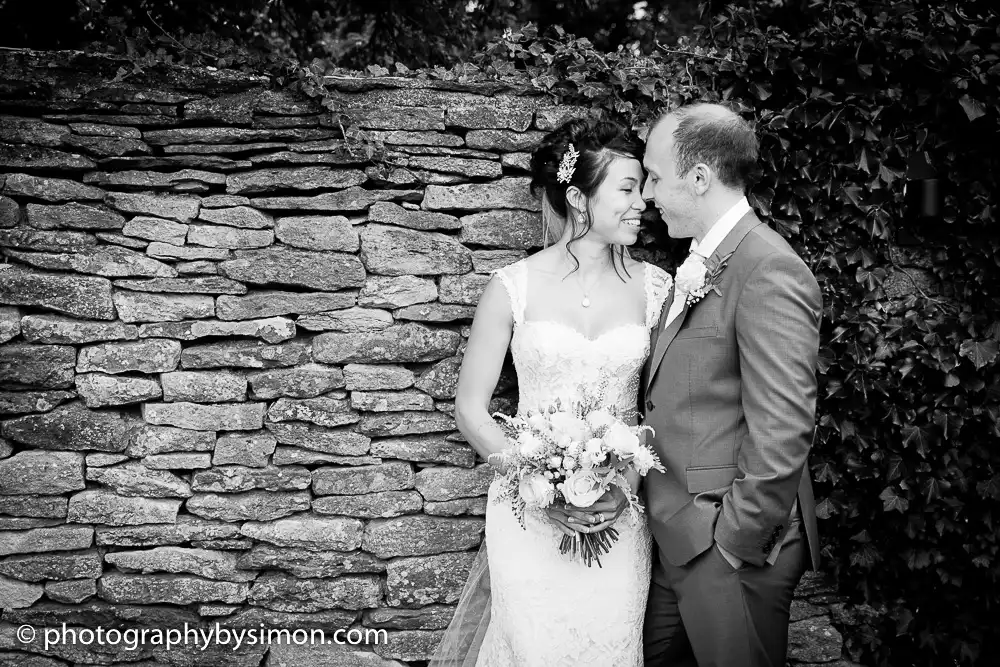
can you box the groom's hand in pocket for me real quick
[715,543,745,571]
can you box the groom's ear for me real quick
[691,163,712,196]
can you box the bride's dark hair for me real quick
[529,118,644,277]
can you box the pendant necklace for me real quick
[576,268,603,308]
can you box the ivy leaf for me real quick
[842,185,866,209]
[532,73,559,90]
[813,461,840,483]
[959,339,998,369]
[921,477,945,502]
[857,147,872,174]
[578,82,608,98]
[814,497,837,519]
[773,218,800,237]
[901,425,931,456]
[977,475,1000,501]
[110,66,130,84]
[886,455,906,481]
[880,486,910,513]
[856,266,884,291]
[637,77,657,97]
[849,543,880,569]
[959,94,986,121]
[894,608,914,635]
[906,549,932,570]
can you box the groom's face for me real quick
[642,118,697,239]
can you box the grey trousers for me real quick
[643,520,806,667]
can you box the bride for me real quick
[431,118,672,666]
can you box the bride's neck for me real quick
[553,238,613,274]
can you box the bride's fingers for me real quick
[563,510,594,524]
[550,506,595,526]
[586,497,623,513]
[544,509,578,536]
[552,515,593,535]
[589,518,618,533]
[566,506,619,525]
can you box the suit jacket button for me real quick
[645,400,654,411]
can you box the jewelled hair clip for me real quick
[556,143,579,184]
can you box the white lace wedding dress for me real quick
[460,259,673,667]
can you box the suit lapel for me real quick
[644,212,764,397]
[642,284,671,396]
[646,298,688,394]
[649,282,674,350]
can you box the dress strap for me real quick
[491,261,527,326]
[643,262,674,329]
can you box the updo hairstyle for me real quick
[529,118,643,275]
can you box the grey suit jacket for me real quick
[641,212,822,569]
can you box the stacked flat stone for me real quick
[0,50,853,667]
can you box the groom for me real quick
[638,103,822,666]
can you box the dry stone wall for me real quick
[0,50,852,666]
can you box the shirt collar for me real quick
[689,197,751,259]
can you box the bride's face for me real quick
[579,156,646,246]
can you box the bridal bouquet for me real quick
[491,379,664,567]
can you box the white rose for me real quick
[675,255,707,294]
[603,422,640,457]
[563,455,577,471]
[561,469,606,508]
[518,473,555,508]
[525,413,549,432]
[585,409,616,432]
[548,455,563,469]
[548,412,591,443]
[517,432,544,458]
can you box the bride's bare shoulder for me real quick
[520,249,564,276]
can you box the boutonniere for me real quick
[676,251,735,306]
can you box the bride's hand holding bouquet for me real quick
[490,381,664,568]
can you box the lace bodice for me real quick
[493,259,673,421]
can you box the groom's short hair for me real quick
[657,103,759,190]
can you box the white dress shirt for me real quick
[662,197,751,330]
